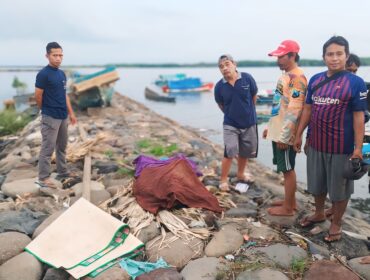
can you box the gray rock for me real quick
[72,181,105,196]
[15,196,63,215]
[0,201,15,211]
[205,224,243,257]
[137,222,160,243]
[0,252,42,280]
[264,208,298,227]
[248,223,280,241]
[43,268,70,280]
[0,232,31,265]
[257,243,308,269]
[146,233,204,269]
[137,267,183,280]
[82,265,130,280]
[1,177,40,198]
[303,260,360,280]
[5,167,38,183]
[0,208,48,235]
[90,189,111,205]
[348,257,370,280]
[237,268,289,280]
[225,207,257,218]
[32,210,65,239]
[0,175,6,187]
[181,257,224,280]
[93,161,119,174]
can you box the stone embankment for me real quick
[0,93,369,280]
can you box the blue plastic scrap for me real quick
[119,257,169,279]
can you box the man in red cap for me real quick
[263,40,307,216]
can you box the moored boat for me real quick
[144,85,175,103]
[68,67,119,110]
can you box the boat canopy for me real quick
[167,78,202,89]
[159,73,186,81]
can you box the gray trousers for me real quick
[38,114,68,180]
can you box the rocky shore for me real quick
[0,92,370,280]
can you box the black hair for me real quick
[46,42,62,54]
[287,52,300,62]
[346,53,361,67]
[322,36,349,57]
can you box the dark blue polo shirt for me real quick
[35,65,67,119]
[214,72,258,129]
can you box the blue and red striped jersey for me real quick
[306,71,367,154]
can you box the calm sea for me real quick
[2,66,370,200]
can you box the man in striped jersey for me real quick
[294,36,368,242]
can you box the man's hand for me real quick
[276,141,288,150]
[262,128,268,139]
[69,114,77,125]
[351,147,363,160]
[293,136,302,153]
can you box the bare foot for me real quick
[267,206,295,216]
[270,199,298,210]
[359,256,370,264]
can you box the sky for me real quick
[1,0,370,65]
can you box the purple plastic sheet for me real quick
[133,154,202,178]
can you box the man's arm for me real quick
[352,111,365,159]
[252,94,257,105]
[293,104,312,152]
[217,103,224,113]
[35,87,44,109]
[66,95,77,125]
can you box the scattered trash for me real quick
[242,241,257,249]
[235,182,249,193]
[188,220,207,228]
[119,257,169,279]
[312,254,324,261]
[243,234,250,241]
[310,225,324,235]
[225,254,235,261]
[252,221,262,227]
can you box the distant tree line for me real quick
[110,57,370,68]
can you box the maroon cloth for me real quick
[133,159,222,214]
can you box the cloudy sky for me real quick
[1,0,369,65]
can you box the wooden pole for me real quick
[78,123,91,201]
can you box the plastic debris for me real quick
[225,254,235,261]
[235,182,249,193]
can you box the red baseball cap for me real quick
[268,40,300,56]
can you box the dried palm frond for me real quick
[64,132,113,162]
[157,210,210,240]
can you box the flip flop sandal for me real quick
[299,216,326,228]
[55,171,78,180]
[35,179,58,189]
[324,230,342,243]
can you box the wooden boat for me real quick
[256,89,274,104]
[162,81,213,93]
[144,85,175,103]
[155,74,213,94]
[68,67,119,110]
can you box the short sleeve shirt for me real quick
[214,72,258,129]
[35,65,67,119]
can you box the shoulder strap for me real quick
[311,70,348,93]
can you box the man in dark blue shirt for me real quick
[214,54,258,191]
[35,42,77,188]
